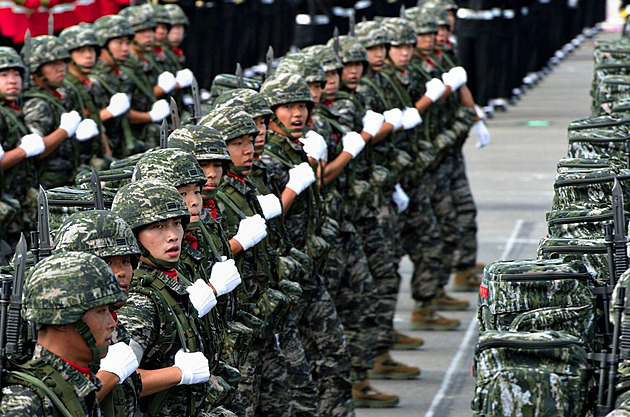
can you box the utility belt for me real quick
[456,8,495,20]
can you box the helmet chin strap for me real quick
[73,320,106,374]
[271,114,306,138]
[132,40,153,54]
[70,61,93,74]
[104,48,123,67]
[202,188,218,199]
[140,243,179,270]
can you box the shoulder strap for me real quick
[118,65,155,100]
[379,71,413,107]
[359,76,392,109]
[215,190,247,220]
[24,90,67,115]
[0,104,28,135]
[263,147,295,169]
[89,72,117,96]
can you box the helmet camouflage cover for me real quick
[326,35,367,64]
[165,4,189,26]
[212,88,272,119]
[120,4,157,33]
[382,17,417,46]
[354,21,389,49]
[404,7,439,34]
[259,72,314,109]
[151,4,171,25]
[424,5,450,26]
[133,148,207,188]
[111,178,190,231]
[276,52,326,85]
[302,44,343,73]
[93,15,135,47]
[24,35,70,73]
[168,125,232,162]
[0,47,26,74]
[200,107,259,142]
[59,24,100,53]
[24,252,125,325]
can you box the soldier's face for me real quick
[71,45,97,73]
[227,134,254,176]
[106,37,130,63]
[341,62,363,90]
[103,255,133,294]
[324,70,339,95]
[416,33,435,55]
[436,25,450,49]
[388,44,413,67]
[40,59,67,85]
[178,183,203,226]
[253,116,267,155]
[168,25,186,47]
[307,82,322,105]
[0,68,22,100]
[366,44,387,71]
[137,218,184,264]
[271,102,308,139]
[199,160,224,200]
[155,23,169,42]
[81,305,116,360]
[134,28,155,48]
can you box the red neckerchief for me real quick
[253,155,260,162]
[113,68,120,77]
[62,359,90,379]
[77,73,92,88]
[163,269,178,280]
[52,90,63,100]
[110,310,118,326]
[321,99,334,107]
[426,58,435,67]
[204,199,217,220]
[185,233,198,250]
[153,46,163,56]
[8,103,20,113]
[446,40,454,49]
[227,173,246,184]
[434,50,442,58]
[293,139,303,146]
[172,48,184,58]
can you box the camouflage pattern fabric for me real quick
[546,207,629,239]
[557,157,623,174]
[211,89,272,120]
[552,169,630,212]
[275,53,327,85]
[59,24,100,53]
[133,148,207,188]
[537,237,610,286]
[165,4,189,26]
[200,107,258,142]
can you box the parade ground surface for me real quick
[356,28,618,417]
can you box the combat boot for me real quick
[391,330,424,350]
[410,306,460,331]
[451,267,482,292]
[368,352,421,380]
[352,379,399,408]
[431,288,470,311]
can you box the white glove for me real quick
[449,66,467,87]
[59,110,81,137]
[149,99,170,122]
[474,120,490,148]
[75,119,99,141]
[18,133,45,157]
[256,193,282,220]
[233,214,268,251]
[174,349,210,385]
[157,71,177,93]
[341,131,365,158]
[361,110,385,137]
[401,107,422,130]
[301,131,328,161]
[392,183,410,213]
[0,142,4,160]
[383,108,403,130]
[424,78,447,102]
[285,162,316,195]
[106,93,131,117]
[442,67,467,91]
[99,342,139,384]
[209,257,241,297]
[186,279,217,317]
[175,69,194,88]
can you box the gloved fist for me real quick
[392,183,410,213]
[186,279,217,317]
[286,162,316,195]
[383,108,403,130]
[157,71,177,93]
[174,349,210,385]
[341,131,365,158]
[424,78,447,102]
[59,110,82,137]
[256,193,282,220]
[233,214,267,250]
[401,107,422,130]
[106,93,131,117]
[175,69,194,88]
[210,257,241,297]
[449,66,467,87]
[99,342,139,384]
[361,110,385,137]
[301,130,328,161]
[474,120,490,148]
[149,99,170,122]
[442,67,467,92]
[75,119,99,141]
[19,133,45,157]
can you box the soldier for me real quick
[0,252,126,415]
[164,4,189,67]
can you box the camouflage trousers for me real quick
[449,150,478,271]
[203,406,239,417]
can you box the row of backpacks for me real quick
[471,35,630,417]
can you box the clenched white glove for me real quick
[157,71,177,93]
[233,214,268,250]
[474,120,490,148]
[209,257,241,297]
[99,342,139,384]
[106,93,131,117]
[59,110,82,137]
[256,193,282,220]
[392,183,410,213]
[401,107,422,130]
[285,162,315,195]
[175,69,194,88]
[424,78,447,102]
[0,142,4,160]
[383,108,403,130]
[442,67,467,92]
[149,99,170,122]
[75,119,99,141]
[361,110,385,137]
[174,349,210,385]
[18,133,45,157]
[301,131,328,161]
[341,131,365,158]
[449,66,467,87]
[186,279,217,317]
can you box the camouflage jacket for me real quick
[120,51,156,113]
[0,102,35,199]
[0,345,103,417]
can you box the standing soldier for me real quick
[164,4,189,68]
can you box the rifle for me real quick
[160,119,169,149]
[190,76,201,124]
[37,186,52,259]
[612,179,628,282]
[265,46,274,81]
[235,63,244,88]
[22,29,31,92]
[170,97,180,130]
[348,10,355,36]
[90,167,105,210]
[625,139,630,170]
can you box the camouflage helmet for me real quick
[111,178,190,231]
[0,47,26,75]
[404,7,439,34]
[212,88,272,119]
[24,35,70,73]
[120,5,157,33]
[327,35,367,64]
[53,210,141,268]
[165,4,189,26]
[382,18,417,46]
[133,148,207,189]
[354,21,390,49]
[200,107,259,142]
[302,44,343,73]
[59,23,100,53]
[276,52,326,86]
[93,15,135,47]
[24,252,125,325]
[260,72,314,109]
[167,125,232,162]
[426,5,450,26]
[151,4,171,25]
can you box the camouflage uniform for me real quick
[164,4,189,68]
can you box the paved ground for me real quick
[356,28,619,417]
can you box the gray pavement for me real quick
[356,29,619,417]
